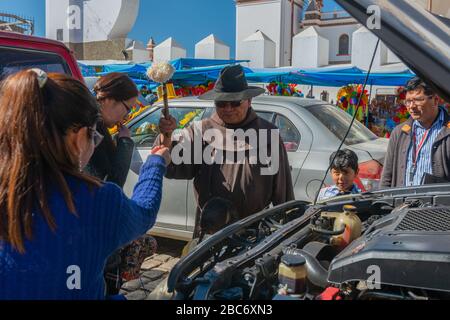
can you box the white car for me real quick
[123,96,388,241]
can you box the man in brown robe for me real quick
[158,65,294,236]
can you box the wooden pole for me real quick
[162,83,169,119]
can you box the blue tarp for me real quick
[85,58,415,88]
[170,58,249,70]
[78,62,96,77]
[96,63,253,86]
[95,58,248,76]
[246,66,415,87]
[298,68,415,86]
[100,63,149,77]
[246,70,344,86]
[171,65,253,85]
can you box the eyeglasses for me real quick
[88,127,104,147]
[405,95,433,106]
[121,101,132,113]
[215,100,243,108]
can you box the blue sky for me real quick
[0,0,341,57]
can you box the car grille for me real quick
[395,207,450,232]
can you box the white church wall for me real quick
[195,35,230,60]
[352,26,389,70]
[387,49,402,64]
[236,0,301,67]
[154,46,186,62]
[318,24,360,64]
[195,43,230,59]
[45,0,70,42]
[317,36,330,67]
[280,0,300,67]
[236,1,282,66]
[280,0,291,66]
[292,27,329,68]
[130,48,149,62]
[241,32,276,68]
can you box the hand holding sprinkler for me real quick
[146,62,175,120]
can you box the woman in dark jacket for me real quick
[88,73,157,294]
[87,72,137,187]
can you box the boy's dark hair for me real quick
[330,149,359,173]
[404,77,434,96]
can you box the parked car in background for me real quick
[0,31,82,81]
[123,96,388,241]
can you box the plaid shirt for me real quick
[317,184,361,201]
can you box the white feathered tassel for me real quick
[146,62,175,84]
[146,62,175,121]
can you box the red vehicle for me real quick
[0,31,83,81]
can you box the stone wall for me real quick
[66,38,131,60]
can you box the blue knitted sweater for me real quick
[0,155,166,300]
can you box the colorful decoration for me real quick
[108,99,151,135]
[392,86,409,125]
[135,122,158,136]
[438,97,450,114]
[337,84,369,122]
[178,110,203,128]
[266,82,303,97]
[175,82,215,97]
[133,109,203,137]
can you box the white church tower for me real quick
[236,0,304,67]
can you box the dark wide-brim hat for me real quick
[199,64,265,101]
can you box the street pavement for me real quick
[120,236,186,300]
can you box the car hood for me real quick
[349,137,389,163]
[336,0,450,101]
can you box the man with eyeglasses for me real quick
[157,65,294,237]
[381,77,450,188]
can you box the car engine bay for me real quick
[166,185,450,300]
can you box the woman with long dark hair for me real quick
[0,69,169,299]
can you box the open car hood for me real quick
[335,0,450,101]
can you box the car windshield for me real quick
[306,104,378,145]
[0,46,70,80]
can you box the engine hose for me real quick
[282,248,329,288]
[309,224,346,236]
[357,290,408,300]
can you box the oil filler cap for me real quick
[281,255,306,267]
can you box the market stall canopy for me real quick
[86,60,415,88]
[246,66,415,87]
[78,62,96,77]
[171,65,253,86]
[335,0,450,101]
[298,68,415,86]
[245,69,342,86]
[94,61,253,87]
[170,58,249,70]
[89,58,249,75]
